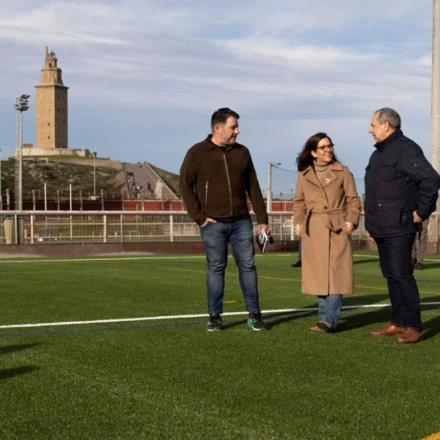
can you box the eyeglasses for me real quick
[316,144,334,151]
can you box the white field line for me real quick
[0,253,439,264]
[2,302,440,330]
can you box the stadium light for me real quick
[14,94,30,211]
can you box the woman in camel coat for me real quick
[293,132,361,332]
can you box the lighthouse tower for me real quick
[35,47,69,149]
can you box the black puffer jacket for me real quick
[364,129,440,238]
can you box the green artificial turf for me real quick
[0,252,439,440]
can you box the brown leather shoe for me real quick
[397,328,422,344]
[369,323,405,337]
[317,321,335,333]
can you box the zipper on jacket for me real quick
[205,181,209,204]
[222,154,233,216]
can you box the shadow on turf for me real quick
[264,310,318,329]
[419,315,440,341]
[0,344,40,380]
[222,318,254,330]
[353,258,380,265]
[422,262,440,270]
[0,366,39,380]
[338,310,390,332]
[0,343,40,356]
[221,311,319,330]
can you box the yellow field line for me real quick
[166,268,440,295]
[422,433,440,440]
[0,266,438,296]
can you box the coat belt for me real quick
[306,208,347,233]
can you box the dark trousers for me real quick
[375,233,422,332]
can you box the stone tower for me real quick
[35,47,69,149]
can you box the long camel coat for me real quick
[293,162,361,295]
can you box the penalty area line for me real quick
[2,302,440,330]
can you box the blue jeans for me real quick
[200,218,260,314]
[375,233,421,332]
[317,295,343,329]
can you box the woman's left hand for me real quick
[345,222,355,235]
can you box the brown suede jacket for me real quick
[179,136,268,226]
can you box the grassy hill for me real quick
[1,157,126,201]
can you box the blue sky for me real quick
[0,0,434,194]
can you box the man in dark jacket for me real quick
[180,108,269,332]
[365,107,440,344]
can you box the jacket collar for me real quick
[374,129,403,151]
[301,161,342,188]
[301,161,343,176]
[204,135,238,151]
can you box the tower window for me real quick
[48,136,50,139]
[48,123,50,126]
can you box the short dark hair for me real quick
[375,107,401,130]
[296,132,339,171]
[211,108,239,131]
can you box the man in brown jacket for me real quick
[179,108,269,332]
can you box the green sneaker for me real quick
[247,310,267,331]
[207,313,223,332]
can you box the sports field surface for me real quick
[1,251,440,440]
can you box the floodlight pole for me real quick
[14,94,30,211]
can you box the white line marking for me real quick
[1,302,440,330]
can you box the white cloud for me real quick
[0,0,435,182]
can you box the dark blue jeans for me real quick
[200,218,260,314]
[375,233,422,332]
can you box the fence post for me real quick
[14,214,18,244]
[103,215,107,243]
[290,214,294,240]
[120,213,124,243]
[30,215,34,244]
[170,215,174,242]
[3,215,13,244]
[280,214,284,242]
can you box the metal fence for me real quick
[0,211,439,245]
